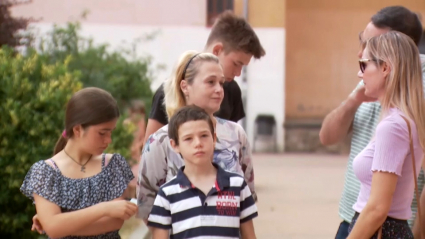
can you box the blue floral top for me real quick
[20,154,134,239]
[136,117,256,219]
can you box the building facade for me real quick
[12,0,286,152]
[14,0,425,153]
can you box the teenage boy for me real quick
[147,105,258,239]
[143,10,266,143]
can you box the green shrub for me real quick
[0,19,156,237]
[35,21,156,160]
[0,46,82,238]
[37,21,154,113]
[107,115,137,162]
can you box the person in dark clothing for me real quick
[143,11,265,143]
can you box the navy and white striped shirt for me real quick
[147,163,258,239]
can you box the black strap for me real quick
[101,153,106,169]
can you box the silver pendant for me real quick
[81,166,86,173]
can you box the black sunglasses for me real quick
[359,58,379,73]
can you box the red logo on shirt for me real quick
[216,191,238,216]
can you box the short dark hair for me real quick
[206,10,266,59]
[168,105,214,145]
[371,6,423,45]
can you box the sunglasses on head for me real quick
[359,58,379,73]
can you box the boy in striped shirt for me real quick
[147,105,258,239]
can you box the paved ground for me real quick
[252,153,347,239]
[120,153,349,239]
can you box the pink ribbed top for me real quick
[353,108,423,219]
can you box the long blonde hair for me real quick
[367,31,425,150]
[163,50,220,119]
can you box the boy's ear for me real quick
[211,42,224,56]
[170,139,180,153]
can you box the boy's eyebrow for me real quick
[180,132,193,138]
[199,130,211,133]
[180,130,211,138]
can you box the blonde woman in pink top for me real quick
[348,31,425,239]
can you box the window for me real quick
[207,0,234,26]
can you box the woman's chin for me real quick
[211,105,221,112]
[204,107,220,115]
[211,109,221,115]
[364,89,374,98]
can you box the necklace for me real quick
[63,149,93,173]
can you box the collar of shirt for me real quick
[175,162,230,192]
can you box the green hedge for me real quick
[107,116,137,162]
[0,46,82,238]
[38,21,154,112]
[0,20,155,237]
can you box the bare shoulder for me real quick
[45,153,66,168]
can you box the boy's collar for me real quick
[176,163,230,191]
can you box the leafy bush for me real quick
[0,46,82,238]
[107,115,137,161]
[0,18,156,237]
[36,21,154,112]
[33,20,157,162]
